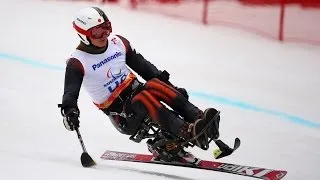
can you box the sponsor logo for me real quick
[217,164,272,177]
[76,18,86,25]
[275,171,286,179]
[102,151,136,160]
[111,38,117,45]
[92,52,123,71]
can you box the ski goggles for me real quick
[73,21,112,39]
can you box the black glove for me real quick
[59,104,80,131]
[158,70,189,99]
[175,87,189,100]
[158,70,170,82]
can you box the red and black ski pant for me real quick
[131,78,202,137]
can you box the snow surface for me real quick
[0,0,319,179]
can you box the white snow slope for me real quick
[0,0,319,180]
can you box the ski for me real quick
[100,150,287,180]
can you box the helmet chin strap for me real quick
[79,39,108,54]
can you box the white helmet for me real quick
[72,7,112,45]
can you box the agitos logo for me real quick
[106,68,122,79]
[104,67,128,93]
